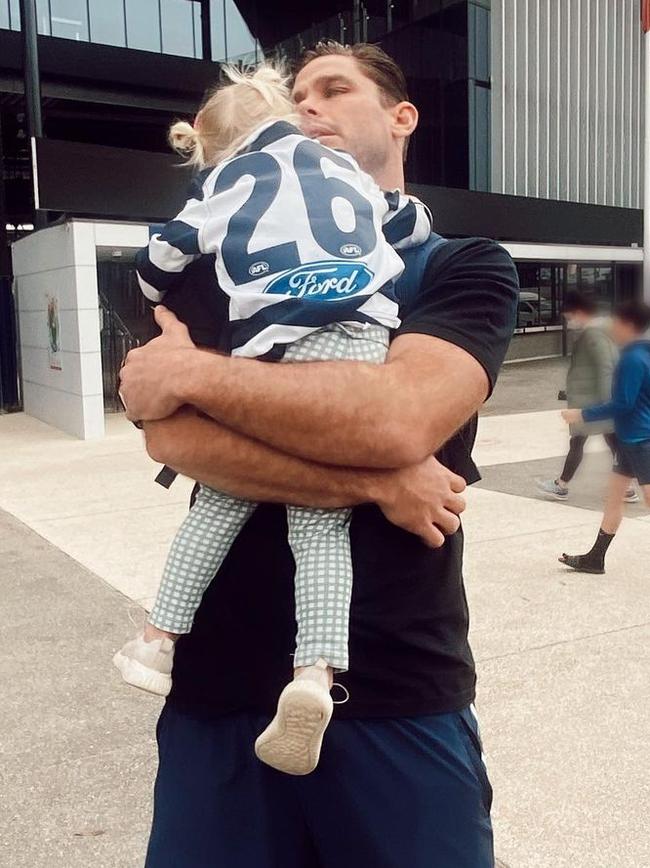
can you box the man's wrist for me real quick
[357,468,389,507]
[175,348,225,410]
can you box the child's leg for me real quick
[254,324,388,775]
[286,505,353,672]
[149,485,257,634]
[279,323,389,672]
[115,486,257,695]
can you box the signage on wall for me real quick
[46,294,62,371]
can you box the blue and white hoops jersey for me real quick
[136,120,431,358]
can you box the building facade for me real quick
[0,0,645,425]
[259,0,645,358]
[492,0,644,208]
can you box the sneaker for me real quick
[536,479,569,500]
[624,488,640,504]
[255,661,333,776]
[113,633,174,696]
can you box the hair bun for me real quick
[168,120,199,155]
[250,65,287,87]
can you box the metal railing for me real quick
[273,3,394,62]
[99,290,140,412]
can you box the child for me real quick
[113,64,431,775]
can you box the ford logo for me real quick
[340,243,362,257]
[264,260,374,301]
[249,260,270,277]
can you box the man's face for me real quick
[563,309,590,330]
[610,317,637,346]
[292,55,400,179]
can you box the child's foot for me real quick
[113,631,175,696]
[143,621,180,644]
[255,659,333,776]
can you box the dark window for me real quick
[579,265,614,311]
[515,261,617,332]
[469,83,490,191]
[382,5,472,189]
[515,263,565,330]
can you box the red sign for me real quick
[643,0,650,33]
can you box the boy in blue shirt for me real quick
[560,299,650,573]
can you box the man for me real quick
[537,291,626,500]
[560,300,650,574]
[120,42,518,868]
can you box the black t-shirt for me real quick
[166,236,519,720]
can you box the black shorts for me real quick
[614,439,650,485]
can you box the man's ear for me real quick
[391,101,418,144]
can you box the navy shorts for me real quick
[614,438,650,485]
[145,704,494,868]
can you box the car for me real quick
[517,290,553,328]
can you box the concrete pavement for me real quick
[0,509,161,868]
[1,360,649,866]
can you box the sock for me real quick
[586,529,616,566]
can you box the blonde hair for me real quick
[169,63,297,168]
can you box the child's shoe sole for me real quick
[112,650,172,697]
[255,680,333,776]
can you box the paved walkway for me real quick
[0,509,160,868]
[1,378,649,866]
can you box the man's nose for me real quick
[297,98,319,117]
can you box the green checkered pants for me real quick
[149,323,390,672]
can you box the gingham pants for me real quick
[149,323,389,672]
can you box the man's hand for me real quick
[561,409,583,425]
[375,456,467,548]
[119,306,200,422]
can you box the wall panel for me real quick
[491,0,644,207]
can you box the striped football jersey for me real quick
[136,120,431,358]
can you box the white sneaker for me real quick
[113,633,174,697]
[536,478,569,500]
[624,488,640,504]
[255,662,333,776]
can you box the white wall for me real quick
[12,222,104,439]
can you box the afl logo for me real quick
[340,243,362,257]
[249,261,270,277]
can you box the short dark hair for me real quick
[613,299,650,334]
[294,41,411,158]
[562,290,598,316]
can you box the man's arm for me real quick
[176,332,488,469]
[121,239,519,469]
[144,409,467,549]
[582,354,644,423]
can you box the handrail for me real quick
[98,290,139,346]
